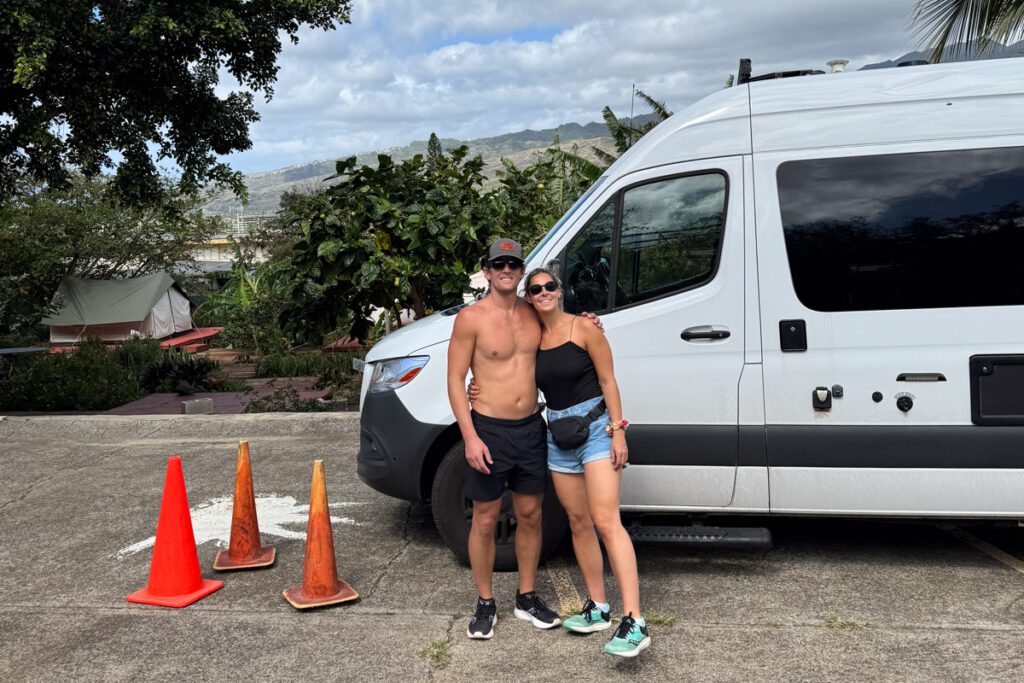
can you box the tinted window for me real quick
[562,202,615,314]
[778,147,1024,312]
[615,174,726,307]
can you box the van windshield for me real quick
[525,176,607,262]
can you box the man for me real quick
[447,237,561,640]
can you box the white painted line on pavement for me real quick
[113,495,365,559]
[939,524,1024,576]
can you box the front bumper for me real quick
[357,389,448,503]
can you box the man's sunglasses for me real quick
[527,281,558,295]
[488,258,524,271]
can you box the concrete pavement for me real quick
[0,414,1021,681]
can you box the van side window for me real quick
[562,201,615,314]
[615,174,727,307]
[778,146,1024,312]
[560,173,729,314]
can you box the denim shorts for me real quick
[546,395,612,474]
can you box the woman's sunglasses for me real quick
[528,281,559,295]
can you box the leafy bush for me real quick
[115,338,165,383]
[243,386,330,413]
[141,348,220,393]
[0,339,142,411]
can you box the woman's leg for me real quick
[550,471,606,604]
[583,459,640,616]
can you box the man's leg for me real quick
[510,492,543,593]
[468,498,502,599]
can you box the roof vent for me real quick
[898,59,930,67]
[826,59,849,73]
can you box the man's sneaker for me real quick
[513,591,561,629]
[604,615,651,658]
[562,599,612,633]
[467,598,497,639]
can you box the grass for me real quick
[419,637,453,668]
[643,609,678,628]
[822,613,866,630]
[254,351,364,378]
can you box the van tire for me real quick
[431,440,568,571]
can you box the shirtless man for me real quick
[447,237,561,640]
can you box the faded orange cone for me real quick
[213,440,276,571]
[283,459,359,609]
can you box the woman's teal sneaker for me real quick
[604,615,651,658]
[562,599,612,633]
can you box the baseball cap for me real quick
[486,238,523,262]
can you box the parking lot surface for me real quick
[1,414,1022,681]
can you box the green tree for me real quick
[283,146,504,342]
[0,1,352,204]
[0,174,224,333]
[913,0,1024,61]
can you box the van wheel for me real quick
[431,440,568,571]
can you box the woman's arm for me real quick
[581,324,628,469]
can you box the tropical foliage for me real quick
[913,0,1024,60]
[551,90,674,181]
[281,135,563,342]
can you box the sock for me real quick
[594,600,610,613]
[635,616,646,627]
[478,596,495,605]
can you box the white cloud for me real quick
[224,0,921,172]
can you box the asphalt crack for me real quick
[365,502,414,600]
[0,476,48,513]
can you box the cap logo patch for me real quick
[499,241,515,251]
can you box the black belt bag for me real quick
[547,400,606,450]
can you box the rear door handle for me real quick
[681,325,731,342]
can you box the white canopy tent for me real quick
[43,272,193,344]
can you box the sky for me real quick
[222,0,925,174]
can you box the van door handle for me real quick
[681,325,731,342]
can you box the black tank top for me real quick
[535,318,603,411]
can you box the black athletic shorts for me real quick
[465,410,547,501]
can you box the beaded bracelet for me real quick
[605,419,629,436]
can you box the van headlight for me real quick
[367,356,429,393]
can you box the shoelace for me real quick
[529,594,551,614]
[474,601,496,621]
[579,599,597,624]
[614,616,636,639]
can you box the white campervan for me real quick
[357,58,1024,569]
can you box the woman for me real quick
[475,267,650,657]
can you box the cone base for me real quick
[213,546,276,571]
[282,580,359,610]
[127,578,224,608]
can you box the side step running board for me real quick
[628,525,773,551]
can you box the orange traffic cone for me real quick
[282,459,358,609]
[213,440,276,571]
[127,456,224,608]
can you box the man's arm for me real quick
[447,310,492,474]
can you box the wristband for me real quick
[605,419,629,436]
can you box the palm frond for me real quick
[634,89,673,120]
[591,147,619,166]
[601,106,645,154]
[549,148,603,182]
[912,0,1024,62]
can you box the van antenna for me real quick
[628,82,636,148]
